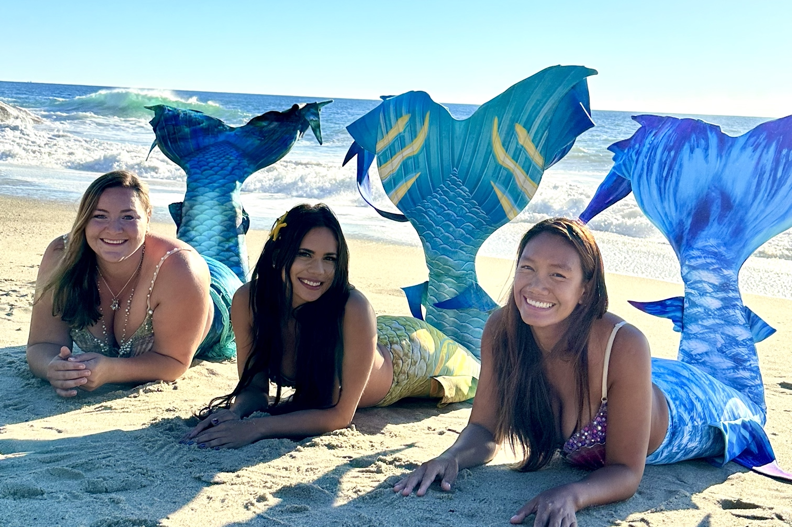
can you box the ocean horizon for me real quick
[1,79,790,299]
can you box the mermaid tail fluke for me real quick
[147,102,331,281]
[582,115,792,472]
[347,65,597,355]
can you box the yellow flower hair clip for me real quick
[270,212,288,241]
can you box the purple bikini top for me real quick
[561,322,625,470]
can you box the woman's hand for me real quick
[68,352,112,391]
[511,486,578,527]
[46,347,91,397]
[393,453,459,496]
[182,410,263,449]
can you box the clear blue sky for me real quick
[2,0,790,117]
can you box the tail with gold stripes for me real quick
[346,66,596,356]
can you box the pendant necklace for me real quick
[98,243,145,311]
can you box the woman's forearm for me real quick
[445,422,500,469]
[26,343,64,379]
[567,464,643,510]
[247,405,354,440]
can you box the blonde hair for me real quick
[38,171,151,329]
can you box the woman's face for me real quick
[513,232,587,330]
[85,187,149,264]
[288,226,338,308]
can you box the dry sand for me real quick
[1,194,791,526]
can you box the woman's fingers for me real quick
[394,458,457,496]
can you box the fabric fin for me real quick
[401,282,428,320]
[751,461,792,482]
[237,207,250,235]
[579,169,633,224]
[343,141,408,222]
[431,375,478,407]
[744,306,776,343]
[168,202,183,231]
[433,283,498,312]
[629,297,684,332]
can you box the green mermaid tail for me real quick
[375,315,480,407]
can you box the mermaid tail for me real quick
[148,102,331,281]
[194,256,243,361]
[346,66,597,356]
[375,315,480,407]
[581,115,792,409]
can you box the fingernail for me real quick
[198,443,206,449]
[187,441,195,445]
[178,440,185,445]
[211,418,219,425]
[213,447,220,451]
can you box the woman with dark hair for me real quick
[27,171,238,397]
[184,203,481,447]
[394,218,776,526]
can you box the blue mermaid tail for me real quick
[580,114,792,474]
[147,102,331,281]
[346,66,596,356]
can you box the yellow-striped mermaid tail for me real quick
[375,315,480,407]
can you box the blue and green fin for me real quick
[147,102,332,176]
[345,65,597,226]
[402,281,499,321]
[629,297,775,342]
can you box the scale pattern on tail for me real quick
[346,66,597,356]
[579,114,792,472]
[148,102,331,281]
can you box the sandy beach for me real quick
[1,194,791,527]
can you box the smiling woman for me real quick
[183,203,482,448]
[26,171,239,397]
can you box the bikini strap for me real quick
[601,321,627,402]
[146,248,191,313]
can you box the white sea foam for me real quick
[1,81,790,298]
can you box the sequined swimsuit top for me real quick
[561,321,626,469]
[70,247,191,358]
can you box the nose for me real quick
[109,217,124,233]
[525,273,549,293]
[308,258,330,275]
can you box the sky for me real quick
[1,0,790,117]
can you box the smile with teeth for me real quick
[299,278,322,288]
[101,239,127,245]
[524,296,555,309]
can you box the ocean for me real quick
[1,80,790,299]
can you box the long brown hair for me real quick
[200,204,351,417]
[37,170,152,329]
[491,218,608,471]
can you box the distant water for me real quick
[1,80,790,298]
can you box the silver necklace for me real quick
[98,243,145,311]
[98,285,136,355]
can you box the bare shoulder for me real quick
[233,282,252,307]
[149,237,210,286]
[597,313,651,371]
[38,235,68,275]
[344,289,375,320]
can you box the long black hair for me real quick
[490,218,608,471]
[201,203,352,417]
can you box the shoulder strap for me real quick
[601,321,627,402]
[146,248,191,311]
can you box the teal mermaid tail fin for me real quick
[147,102,331,281]
[347,66,596,355]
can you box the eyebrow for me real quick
[299,248,338,257]
[94,208,138,213]
[519,256,574,272]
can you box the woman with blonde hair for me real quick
[27,170,238,397]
